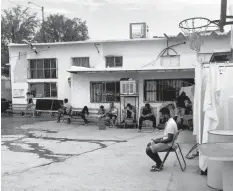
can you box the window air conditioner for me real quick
[120,80,138,95]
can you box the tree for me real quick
[1,5,39,70]
[35,14,89,42]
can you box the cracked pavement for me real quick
[1,116,213,191]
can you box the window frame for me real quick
[72,57,90,67]
[105,56,123,68]
[143,79,194,103]
[29,82,58,98]
[90,81,120,103]
[28,59,58,79]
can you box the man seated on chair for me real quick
[105,102,118,127]
[98,105,106,119]
[122,103,135,123]
[138,103,156,132]
[146,107,178,171]
[57,98,72,123]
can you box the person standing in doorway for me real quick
[174,92,191,127]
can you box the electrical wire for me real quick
[7,0,41,10]
[9,47,51,59]
[185,143,199,159]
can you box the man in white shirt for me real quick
[146,107,178,171]
[105,102,118,127]
[57,98,72,122]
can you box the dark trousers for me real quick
[146,143,162,167]
[57,108,65,122]
[126,110,132,118]
[77,112,88,124]
[139,115,156,130]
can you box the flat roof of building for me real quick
[8,30,230,47]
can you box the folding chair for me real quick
[158,130,186,171]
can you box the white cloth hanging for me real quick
[193,64,202,138]
[199,63,222,171]
[202,64,220,143]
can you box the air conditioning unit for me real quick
[120,79,138,95]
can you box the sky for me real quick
[1,0,233,40]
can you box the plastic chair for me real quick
[158,130,186,171]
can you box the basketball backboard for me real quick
[129,22,147,39]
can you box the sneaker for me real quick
[138,129,141,132]
[150,164,163,172]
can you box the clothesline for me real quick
[202,62,233,68]
[203,65,233,68]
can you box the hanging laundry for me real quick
[200,63,221,171]
[193,64,202,138]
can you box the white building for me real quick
[9,31,231,122]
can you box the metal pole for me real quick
[42,6,45,42]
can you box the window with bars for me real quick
[90,81,120,103]
[144,79,194,102]
[72,57,90,67]
[29,83,57,98]
[28,59,57,79]
[105,56,123,68]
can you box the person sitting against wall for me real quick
[77,106,89,125]
[146,107,178,171]
[122,103,135,123]
[98,105,106,119]
[105,102,118,127]
[138,103,156,132]
[22,92,36,117]
[57,98,72,123]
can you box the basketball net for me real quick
[187,32,203,52]
[179,18,211,53]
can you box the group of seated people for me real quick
[56,91,192,130]
[98,102,118,127]
[57,99,119,127]
[57,98,89,125]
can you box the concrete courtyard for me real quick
[1,117,213,191]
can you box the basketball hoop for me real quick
[179,17,218,52]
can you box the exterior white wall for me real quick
[1,79,12,101]
[71,70,195,123]
[9,34,231,107]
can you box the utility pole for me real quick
[28,2,45,42]
[41,6,45,42]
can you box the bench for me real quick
[59,108,100,125]
[199,143,233,191]
[60,108,119,126]
[6,103,58,116]
[6,104,26,116]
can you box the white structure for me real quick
[1,75,11,101]
[9,31,231,121]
